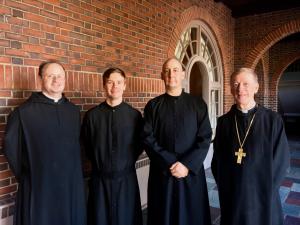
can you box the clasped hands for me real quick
[170,161,189,178]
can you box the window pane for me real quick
[186,45,192,58]
[213,67,218,82]
[210,90,217,130]
[192,41,197,55]
[191,27,197,41]
[175,44,182,59]
[182,55,188,66]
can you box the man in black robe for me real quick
[81,67,143,225]
[143,58,212,225]
[3,60,86,225]
[212,68,290,225]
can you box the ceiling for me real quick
[214,0,300,18]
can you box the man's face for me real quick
[104,72,126,101]
[161,59,185,91]
[41,63,66,97]
[231,71,259,107]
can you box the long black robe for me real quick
[143,92,212,225]
[3,92,86,225]
[212,105,290,225]
[81,101,143,225]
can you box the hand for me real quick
[170,162,189,178]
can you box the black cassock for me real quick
[81,101,143,225]
[3,92,86,225]
[212,105,290,225]
[143,92,212,225]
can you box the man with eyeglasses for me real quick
[4,60,86,225]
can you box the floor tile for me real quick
[282,203,300,217]
[280,186,291,203]
[208,190,220,208]
[291,183,300,192]
[284,215,300,225]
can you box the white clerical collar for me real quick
[42,92,62,103]
[237,103,257,114]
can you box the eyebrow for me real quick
[107,79,124,81]
[164,67,180,70]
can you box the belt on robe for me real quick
[94,166,136,179]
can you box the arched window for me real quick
[174,21,223,134]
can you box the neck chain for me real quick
[234,113,256,164]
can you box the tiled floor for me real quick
[206,131,300,225]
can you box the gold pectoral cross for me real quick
[235,148,246,164]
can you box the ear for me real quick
[230,86,235,96]
[181,70,186,80]
[161,72,164,80]
[123,81,126,91]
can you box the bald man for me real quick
[143,57,212,225]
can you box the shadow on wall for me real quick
[278,71,300,136]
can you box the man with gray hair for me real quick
[212,68,290,225]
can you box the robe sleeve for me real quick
[272,115,290,189]
[80,112,93,161]
[3,108,24,181]
[180,101,212,175]
[211,117,222,184]
[142,101,177,170]
[135,112,144,161]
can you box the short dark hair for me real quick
[38,60,66,77]
[102,67,126,85]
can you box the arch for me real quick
[167,6,227,73]
[171,20,224,138]
[244,19,300,69]
[269,54,300,111]
[186,56,210,103]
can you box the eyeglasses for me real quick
[44,74,65,81]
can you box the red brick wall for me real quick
[0,0,234,199]
[255,59,264,105]
[235,8,300,69]
[235,8,300,111]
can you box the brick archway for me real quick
[269,54,300,111]
[244,19,300,69]
[166,6,226,73]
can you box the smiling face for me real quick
[104,72,126,102]
[231,70,259,110]
[161,58,185,93]
[41,63,66,99]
